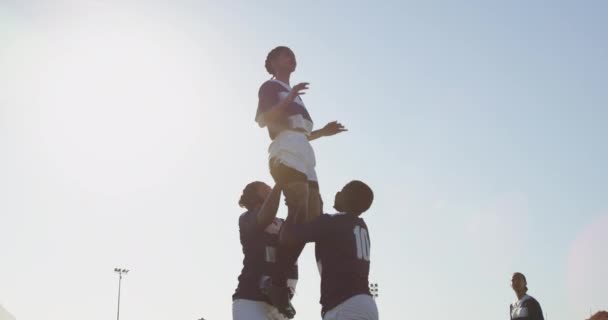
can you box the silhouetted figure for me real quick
[281,180,379,320]
[589,311,608,320]
[232,182,297,320]
[510,272,544,320]
[255,46,346,318]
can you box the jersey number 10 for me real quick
[353,225,370,261]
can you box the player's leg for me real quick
[232,299,274,320]
[306,181,322,222]
[270,161,309,284]
[282,180,310,224]
[265,161,309,318]
[303,147,321,222]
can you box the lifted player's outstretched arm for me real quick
[308,121,348,141]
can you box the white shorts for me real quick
[322,294,379,320]
[269,130,317,182]
[232,299,288,320]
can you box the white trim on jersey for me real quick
[271,80,305,107]
[265,246,277,263]
[511,294,531,319]
[271,79,313,134]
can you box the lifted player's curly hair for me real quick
[265,46,290,77]
[239,181,267,211]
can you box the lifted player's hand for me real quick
[320,121,347,137]
[290,82,309,96]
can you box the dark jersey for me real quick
[292,213,371,314]
[255,80,314,140]
[233,210,298,301]
[510,295,544,320]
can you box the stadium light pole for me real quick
[114,268,130,320]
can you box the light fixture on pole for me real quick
[369,282,379,299]
[114,268,129,320]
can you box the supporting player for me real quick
[232,181,297,320]
[281,180,379,320]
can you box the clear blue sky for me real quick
[1,1,607,319]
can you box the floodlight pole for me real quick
[114,268,129,320]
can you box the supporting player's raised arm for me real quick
[280,214,328,247]
[255,184,283,230]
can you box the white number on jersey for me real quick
[353,225,370,261]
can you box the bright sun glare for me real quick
[11,6,214,194]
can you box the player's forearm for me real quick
[307,129,325,141]
[256,184,282,229]
[263,93,297,124]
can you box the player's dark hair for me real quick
[239,181,266,211]
[343,180,374,215]
[265,46,290,77]
[514,272,528,292]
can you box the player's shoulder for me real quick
[358,216,368,227]
[327,212,365,220]
[324,212,365,226]
[326,212,349,217]
[511,294,538,307]
[310,213,338,225]
[239,210,253,218]
[259,79,286,92]
[322,213,347,221]
[239,210,257,224]
[525,295,541,306]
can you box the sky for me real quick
[1,0,607,319]
[0,304,15,320]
